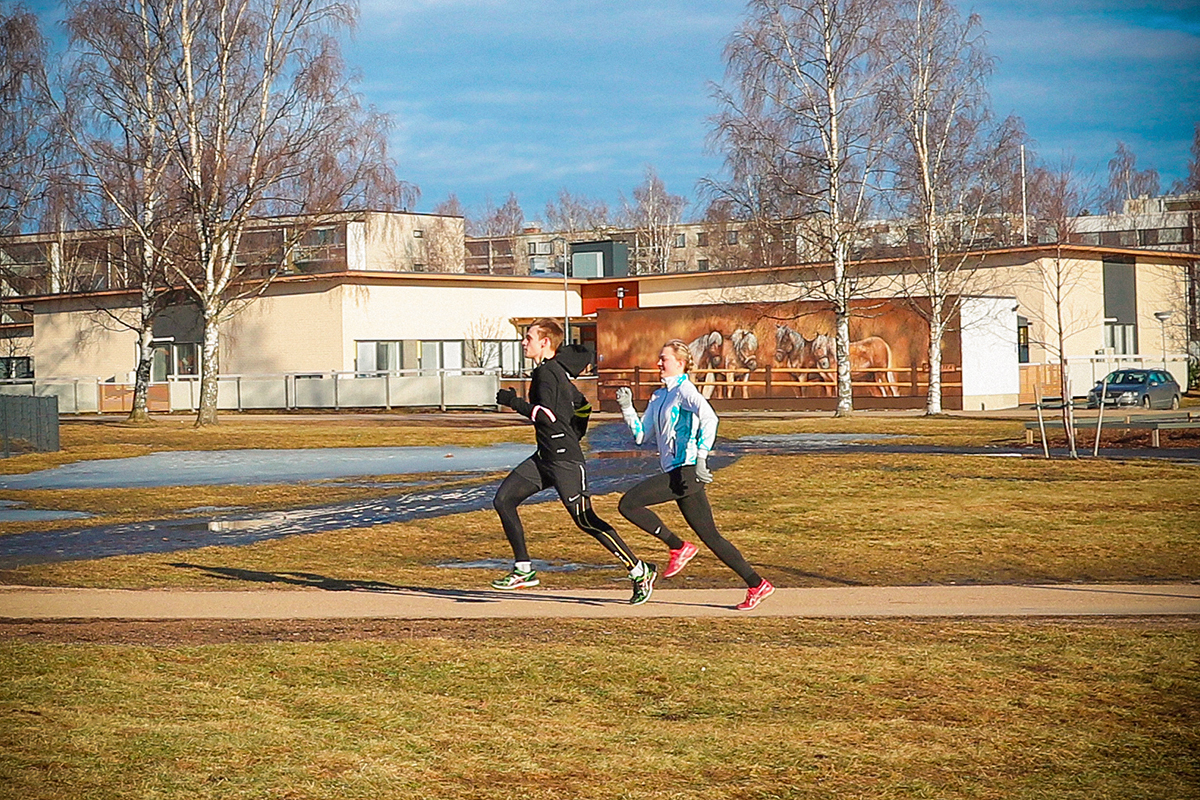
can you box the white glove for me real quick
[615,386,634,412]
[695,455,713,483]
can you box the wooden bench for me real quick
[1025,411,1200,448]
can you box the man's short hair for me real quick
[529,318,564,351]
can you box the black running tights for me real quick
[618,465,761,587]
[493,457,638,571]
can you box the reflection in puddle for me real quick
[0,500,93,523]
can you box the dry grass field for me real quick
[1,412,1197,799]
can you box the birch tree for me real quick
[158,0,410,426]
[709,0,893,415]
[881,0,1005,414]
[63,0,192,422]
[1103,141,1159,214]
[621,166,686,275]
[0,2,56,233]
[544,188,609,240]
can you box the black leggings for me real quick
[493,456,639,571]
[618,465,762,587]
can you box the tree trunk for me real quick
[1059,359,1077,458]
[926,290,945,415]
[926,319,944,416]
[127,326,155,423]
[195,313,221,427]
[835,305,853,417]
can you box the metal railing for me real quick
[0,368,504,414]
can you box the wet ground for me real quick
[1,423,1194,569]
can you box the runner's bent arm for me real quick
[622,390,660,448]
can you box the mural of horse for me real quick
[722,328,759,398]
[687,331,724,399]
[775,324,898,397]
[774,324,831,396]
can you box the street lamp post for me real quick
[1154,310,1172,372]
[552,236,570,343]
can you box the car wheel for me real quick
[1171,395,1180,411]
[1141,395,1152,409]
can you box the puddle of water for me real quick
[0,443,533,490]
[0,424,994,568]
[0,500,93,523]
[179,506,249,514]
[737,433,901,444]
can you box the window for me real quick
[726,230,739,245]
[0,356,32,379]
[356,340,402,373]
[1016,317,1029,364]
[293,225,347,273]
[1105,324,1137,355]
[698,259,710,272]
[149,340,200,381]
[528,241,552,255]
[674,233,686,248]
[1102,256,1137,355]
[697,232,709,247]
[413,229,424,238]
[1158,228,1185,244]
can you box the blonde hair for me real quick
[529,318,564,351]
[663,339,693,372]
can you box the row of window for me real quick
[672,231,740,248]
[522,231,742,257]
[1076,228,1191,247]
[355,339,527,377]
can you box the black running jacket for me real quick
[508,356,588,463]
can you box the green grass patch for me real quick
[1,618,1196,799]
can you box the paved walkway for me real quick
[3,584,1197,620]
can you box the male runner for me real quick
[492,318,657,605]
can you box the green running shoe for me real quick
[629,562,657,605]
[491,568,539,590]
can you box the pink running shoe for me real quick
[663,541,699,578]
[736,579,775,611]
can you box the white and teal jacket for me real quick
[621,374,718,473]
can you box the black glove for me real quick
[496,388,517,407]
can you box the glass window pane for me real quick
[175,343,199,376]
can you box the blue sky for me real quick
[353,0,1199,220]
[26,0,1200,222]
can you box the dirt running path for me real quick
[3,583,1197,621]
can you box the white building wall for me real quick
[339,279,580,370]
[33,298,140,380]
[223,283,345,374]
[959,296,1020,410]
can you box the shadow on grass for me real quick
[167,561,738,610]
[757,562,866,587]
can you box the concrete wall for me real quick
[364,212,466,273]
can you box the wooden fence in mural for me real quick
[597,365,963,411]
